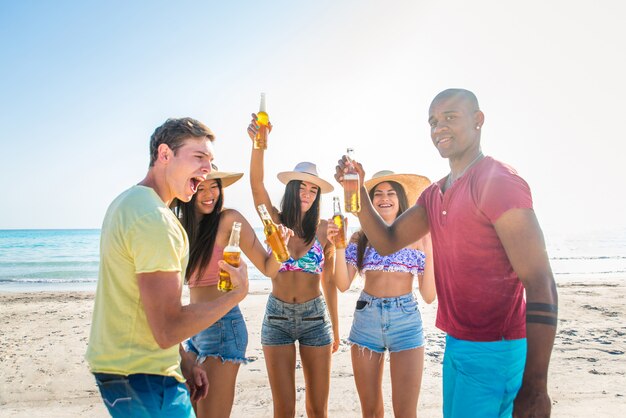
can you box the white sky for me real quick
[1,0,624,235]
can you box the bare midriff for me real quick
[190,285,225,304]
[270,271,323,304]
[363,270,414,298]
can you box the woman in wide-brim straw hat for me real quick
[330,169,436,417]
[247,115,339,417]
[173,164,290,418]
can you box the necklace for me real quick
[445,152,484,189]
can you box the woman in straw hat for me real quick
[247,116,339,418]
[173,165,291,418]
[331,170,436,418]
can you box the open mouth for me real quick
[378,203,393,208]
[190,177,203,194]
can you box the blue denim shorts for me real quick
[94,373,194,418]
[349,291,424,353]
[443,335,527,418]
[183,305,248,364]
[261,293,333,347]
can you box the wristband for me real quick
[526,314,558,326]
[526,302,558,313]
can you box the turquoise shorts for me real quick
[94,373,194,418]
[443,335,527,418]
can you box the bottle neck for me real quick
[228,230,240,247]
[333,204,342,216]
[259,93,267,113]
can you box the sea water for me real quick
[1,227,625,292]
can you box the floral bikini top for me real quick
[276,237,325,275]
[345,242,425,277]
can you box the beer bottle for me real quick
[254,93,270,150]
[332,196,347,249]
[257,204,290,263]
[218,222,241,292]
[343,148,361,213]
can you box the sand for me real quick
[1,278,624,417]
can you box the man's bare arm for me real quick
[137,260,248,349]
[335,157,430,255]
[494,208,557,417]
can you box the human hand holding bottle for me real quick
[217,259,249,302]
[325,219,341,248]
[334,154,366,189]
[247,113,273,146]
[335,151,365,213]
[275,224,294,247]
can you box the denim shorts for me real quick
[349,291,424,353]
[443,335,527,418]
[261,293,333,347]
[94,373,194,418]
[183,305,248,364]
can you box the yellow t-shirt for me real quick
[86,185,188,382]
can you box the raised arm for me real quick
[222,209,281,279]
[335,156,430,255]
[332,249,360,292]
[329,231,360,292]
[248,115,280,223]
[494,208,557,418]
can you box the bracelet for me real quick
[526,302,558,313]
[526,314,558,326]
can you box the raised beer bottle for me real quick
[257,204,290,263]
[218,222,241,292]
[343,148,361,213]
[254,92,270,150]
[332,196,347,249]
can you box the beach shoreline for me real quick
[1,279,624,417]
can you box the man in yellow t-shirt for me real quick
[86,118,249,418]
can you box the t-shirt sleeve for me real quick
[477,167,533,223]
[128,211,186,274]
[417,187,428,208]
[345,242,358,267]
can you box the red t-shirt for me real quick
[417,157,532,341]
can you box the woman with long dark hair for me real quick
[247,116,339,418]
[331,170,436,418]
[174,167,288,418]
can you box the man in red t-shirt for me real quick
[335,89,557,418]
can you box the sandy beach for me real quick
[1,278,624,417]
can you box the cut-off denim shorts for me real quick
[93,373,194,418]
[261,293,333,347]
[349,291,424,353]
[183,305,248,364]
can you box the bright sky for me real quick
[1,0,624,235]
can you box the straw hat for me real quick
[277,162,334,194]
[364,170,431,205]
[202,170,243,188]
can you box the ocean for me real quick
[1,227,625,292]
